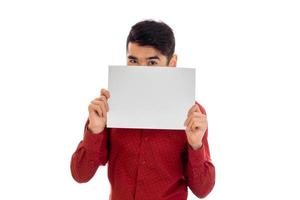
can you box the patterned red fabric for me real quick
[71,103,215,200]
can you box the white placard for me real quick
[107,65,195,130]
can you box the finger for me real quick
[187,104,201,116]
[184,115,192,127]
[89,103,103,118]
[98,102,107,118]
[94,97,102,101]
[101,88,110,99]
[93,96,109,111]
[99,96,109,111]
[187,104,196,116]
[184,112,202,126]
[91,100,102,105]
[92,101,107,116]
[187,117,205,132]
[186,117,196,132]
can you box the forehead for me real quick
[127,42,162,57]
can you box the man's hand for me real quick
[184,104,208,150]
[87,88,110,134]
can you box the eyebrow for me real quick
[127,55,160,60]
[146,56,160,60]
[127,55,138,60]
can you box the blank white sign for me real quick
[107,65,195,130]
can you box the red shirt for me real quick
[71,103,215,200]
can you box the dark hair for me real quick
[126,20,175,62]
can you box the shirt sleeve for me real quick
[184,103,216,198]
[70,120,110,183]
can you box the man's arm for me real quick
[71,88,110,183]
[70,121,109,183]
[183,104,215,198]
[184,130,215,198]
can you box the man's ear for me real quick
[168,54,177,67]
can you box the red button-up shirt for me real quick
[71,103,215,200]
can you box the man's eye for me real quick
[129,59,137,63]
[148,60,158,65]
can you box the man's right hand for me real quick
[87,88,110,134]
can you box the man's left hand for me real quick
[184,104,208,150]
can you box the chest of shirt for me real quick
[109,128,187,158]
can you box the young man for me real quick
[71,20,215,200]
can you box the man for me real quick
[71,20,215,200]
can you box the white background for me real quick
[0,0,299,199]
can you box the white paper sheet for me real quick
[107,65,195,130]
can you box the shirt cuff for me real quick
[82,123,106,152]
[187,144,210,167]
